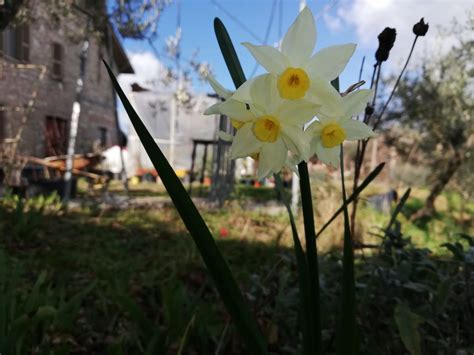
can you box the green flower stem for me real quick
[297,161,322,354]
[274,174,313,355]
[336,145,358,355]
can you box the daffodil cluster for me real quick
[205,7,375,178]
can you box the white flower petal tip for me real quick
[207,74,232,99]
[242,42,288,74]
[281,7,316,65]
[315,143,340,168]
[306,43,357,81]
[211,99,255,120]
[341,89,375,118]
[342,118,376,141]
[204,103,221,115]
[217,131,234,142]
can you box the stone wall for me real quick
[0,1,123,157]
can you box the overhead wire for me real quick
[249,0,278,78]
[278,0,283,42]
[210,0,264,43]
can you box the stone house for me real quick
[0,1,133,159]
[127,85,219,175]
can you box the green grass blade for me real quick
[297,161,322,354]
[316,162,385,238]
[274,174,312,355]
[104,62,267,355]
[336,145,358,355]
[385,188,411,232]
[214,18,247,88]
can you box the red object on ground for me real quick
[219,227,229,238]
[254,181,261,188]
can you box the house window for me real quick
[52,42,64,80]
[0,25,30,61]
[45,116,68,156]
[99,127,107,147]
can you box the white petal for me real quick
[277,99,319,126]
[281,7,316,66]
[281,125,311,161]
[313,140,340,167]
[231,75,263,102]
[341,118,375,140]
[242,43,288,74]
[207,74,233,99]
[206,99,254,120]
[217,131,234,142]
[305,44,356,81]
[307,76,343,117]
[204,102,222,115]
[341,89,374,118]
[258,139,287,179]
[249,74,281,114]
[306,119,323,137]
[230,123,261,159]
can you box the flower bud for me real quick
[375,27,396,62]
[413,18,429,36]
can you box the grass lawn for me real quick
[0,180,472,354]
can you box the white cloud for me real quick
[117,51,170,132]
[323,12,344,32]
[118,51,168,93]
[326,0,472,68]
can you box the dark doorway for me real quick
[45,116,68,156]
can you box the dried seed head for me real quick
[375,27,397,62]
[413,18,429,36]
[365,104,374,116]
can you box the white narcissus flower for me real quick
[205,74,259,130]
[307,89,375,167]
[205,74,320,179]
[242,7,356,116]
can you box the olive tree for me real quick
[385,16,473,218]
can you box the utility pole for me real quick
[290,0,306,213]
[63,19,91,205]
[169,0,182,168]
[106,24,129,193]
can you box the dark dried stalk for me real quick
[350,34,420,236]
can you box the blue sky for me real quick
[119,0,473,93]
[121,0,377,93]
[116,0,472,133]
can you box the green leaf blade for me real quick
[336,145,358,355]
[394,304,424,355]
[214,18,247,88]
[104,61,267,355]
[297,162,322,354]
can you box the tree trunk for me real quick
[412,151,463,220]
